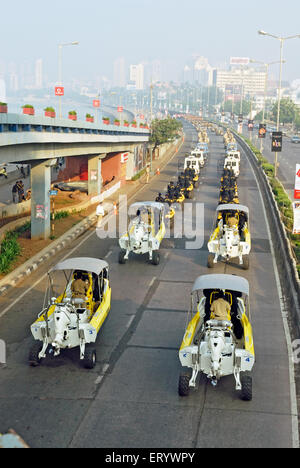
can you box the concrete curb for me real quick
[0,210,98,296]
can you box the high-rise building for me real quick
[215,67,266,98]
[0,78,6,102]
[113,57,126,88]
[9,72,19,91]
[129,64,144,90]
[35,59,43,89]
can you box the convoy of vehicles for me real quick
[27,119,256,406]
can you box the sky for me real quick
[1,0,300,84]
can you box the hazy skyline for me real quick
[1,0,300,86]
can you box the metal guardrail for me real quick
[235,133,300,337]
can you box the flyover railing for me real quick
[0,113,150,138]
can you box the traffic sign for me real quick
[93,99,100,108]
[55,86,64,96]
[117,106,123,112]
[49,190,58,196]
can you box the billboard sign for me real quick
[248,120,254,131]
[293,201,300,233]
[271,132,282,152]
[230,57,250,65]
[258,124,266,139]
[294,164,300,199]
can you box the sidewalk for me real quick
[0,137,184,296]
[0,166,30,207]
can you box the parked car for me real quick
[291,135,300,144]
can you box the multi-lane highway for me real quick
[248,130,300,199]
[0,120,298,448]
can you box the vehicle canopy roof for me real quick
[129,201,165,212]
[50,257,109,275]
[192,274,249,295]
[216,204,249,215]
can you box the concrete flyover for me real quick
[0,113,150,239]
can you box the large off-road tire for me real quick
[28,342,43,367]
[241,374,252,401]
[242,254,250,270]
[83,348,97,369]
[152,250,160,265]
[118,249,127,264]
[178,373,191,397]
[207,253,215,269]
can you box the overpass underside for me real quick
[0,139,149,240]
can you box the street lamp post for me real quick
[58,41,79,119]
[250,58,285,152]
[258,30,300,176]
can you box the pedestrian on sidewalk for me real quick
[146,164,150,184]
[17,180,25,203]
[96,202,105,227]
[12,183,18,204]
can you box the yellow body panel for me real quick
[90,281,111,333]
[180,312,200,350]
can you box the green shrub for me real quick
[54,210,69,220]
[0,232,22,274]
[131,168,146,181]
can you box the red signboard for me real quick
[55,86,64,96]
[117,106,123,112]
[93,99,100,108]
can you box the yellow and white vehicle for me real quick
[224,157,240,177]
[178,274,254,400]
[119,202,166,265]
[207,204,251,269]
[29,258,111,369]
[225,150,240,163]
[184,155,201,175]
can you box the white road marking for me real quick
[249,153,299,449]
[0,226,97,320]
[104,250,112,259]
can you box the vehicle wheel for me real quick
[83,348,97,369]
[207,253,215,268]
[178,373,191,397]
[241,374,252,401]
[119,249,127,264]
[28,342,42,367]
[152,251,160,265]
[243,254,250,270]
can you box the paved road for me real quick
[247,130,300,199]
[0,121,297,448]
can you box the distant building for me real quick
[129,64,144,90]
[113,57,126,88]
[214,67,266,99]
[0,78,6,102]
[35,59,43,88]
[9,72,19,91]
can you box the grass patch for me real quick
[54,210,70,220]
[0,231,22,274]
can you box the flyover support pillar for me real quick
[88,155,102,196]
[30,160,52,240]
